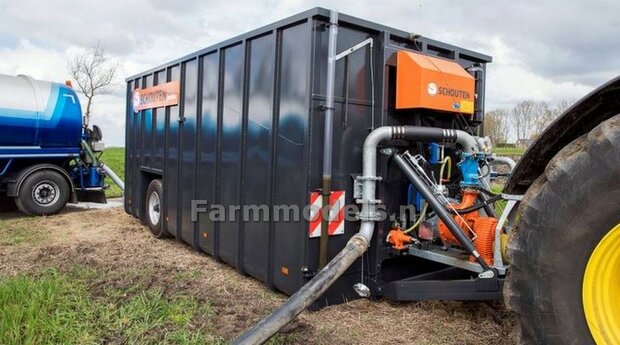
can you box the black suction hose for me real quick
[233,235,369,345]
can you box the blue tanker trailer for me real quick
[0,74,124,215]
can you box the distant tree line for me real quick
[483,99,575,145]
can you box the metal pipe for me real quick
[234,126,480,343]
[319,10,339,268]
[393,153,491,271]
[100,163,125,191]
[466,65,485,126]
[490,156,516,172]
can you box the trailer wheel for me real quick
[145,179,167,238]
[505,114,620,344]
[15,170,71,216]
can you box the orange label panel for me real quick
[395,50,475,114]
[133,80,180,112]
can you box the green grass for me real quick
[0,217,45,246]
[491,184,507,214]
[0,267,222,345]
[101,147,124,198]
[493,146,526,156]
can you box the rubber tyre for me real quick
[505,114,620,344]
[14,170,71,216]
[145,179,167,238]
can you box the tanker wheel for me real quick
[15,170,70,216]
[145,179,167,238]
[505,114,620,344]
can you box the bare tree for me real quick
[484,108,509,144]
[530,101,552,139]
[67,42,119,127]
[554,99,575,114]
[510,100,536,142]
[531,99,576,138]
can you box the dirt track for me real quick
[0,208,516,344]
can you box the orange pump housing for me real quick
[396,50,476,114]
[437,190,497,264]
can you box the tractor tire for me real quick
[505,114,620,344]
[145,179,167,238]
[15,170,71,216]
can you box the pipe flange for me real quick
[358,212,383,222]
[355,175,382,181]
[355,198,382,205]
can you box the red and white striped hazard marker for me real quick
[308,191,345,238]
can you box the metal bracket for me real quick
[492,194,523,273]
[334,38,374,61]
[408,245,485,273]
[501,193,524,201]
[478,270,495,279]
[352,174,382,199]
[379,148,395,156]
[318,104,335,112]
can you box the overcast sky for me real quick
[1,0,618,146]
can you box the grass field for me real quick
[0,268,219,345]
[492,147,526,156]
[0,208,516,344]
[101,147,124,198]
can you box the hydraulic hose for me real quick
[447,195,503,215]
[233,126,479,344]
[404,202,428,234]
[439,156,452,181]
[81,140,98,166]
[100,163,125,191]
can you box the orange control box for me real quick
[396,50,475,114]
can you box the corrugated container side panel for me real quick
[124,81,134,214]
[131,77,147,217]
[153,70,166,171]
[218,43,244,267]
[143,75,154,169]
[130,78,141,216]
[329,25,373,265]
[306,20,382,304]
[272,21,311,294]
[180,59,199,247]
[165,66,181,238]
[241,33,276,282]
[154,70,167,171]
[308,22,378,266]
[197,53,220,256]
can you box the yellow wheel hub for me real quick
[583,223,620,344]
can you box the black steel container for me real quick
[125,7,491,306]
